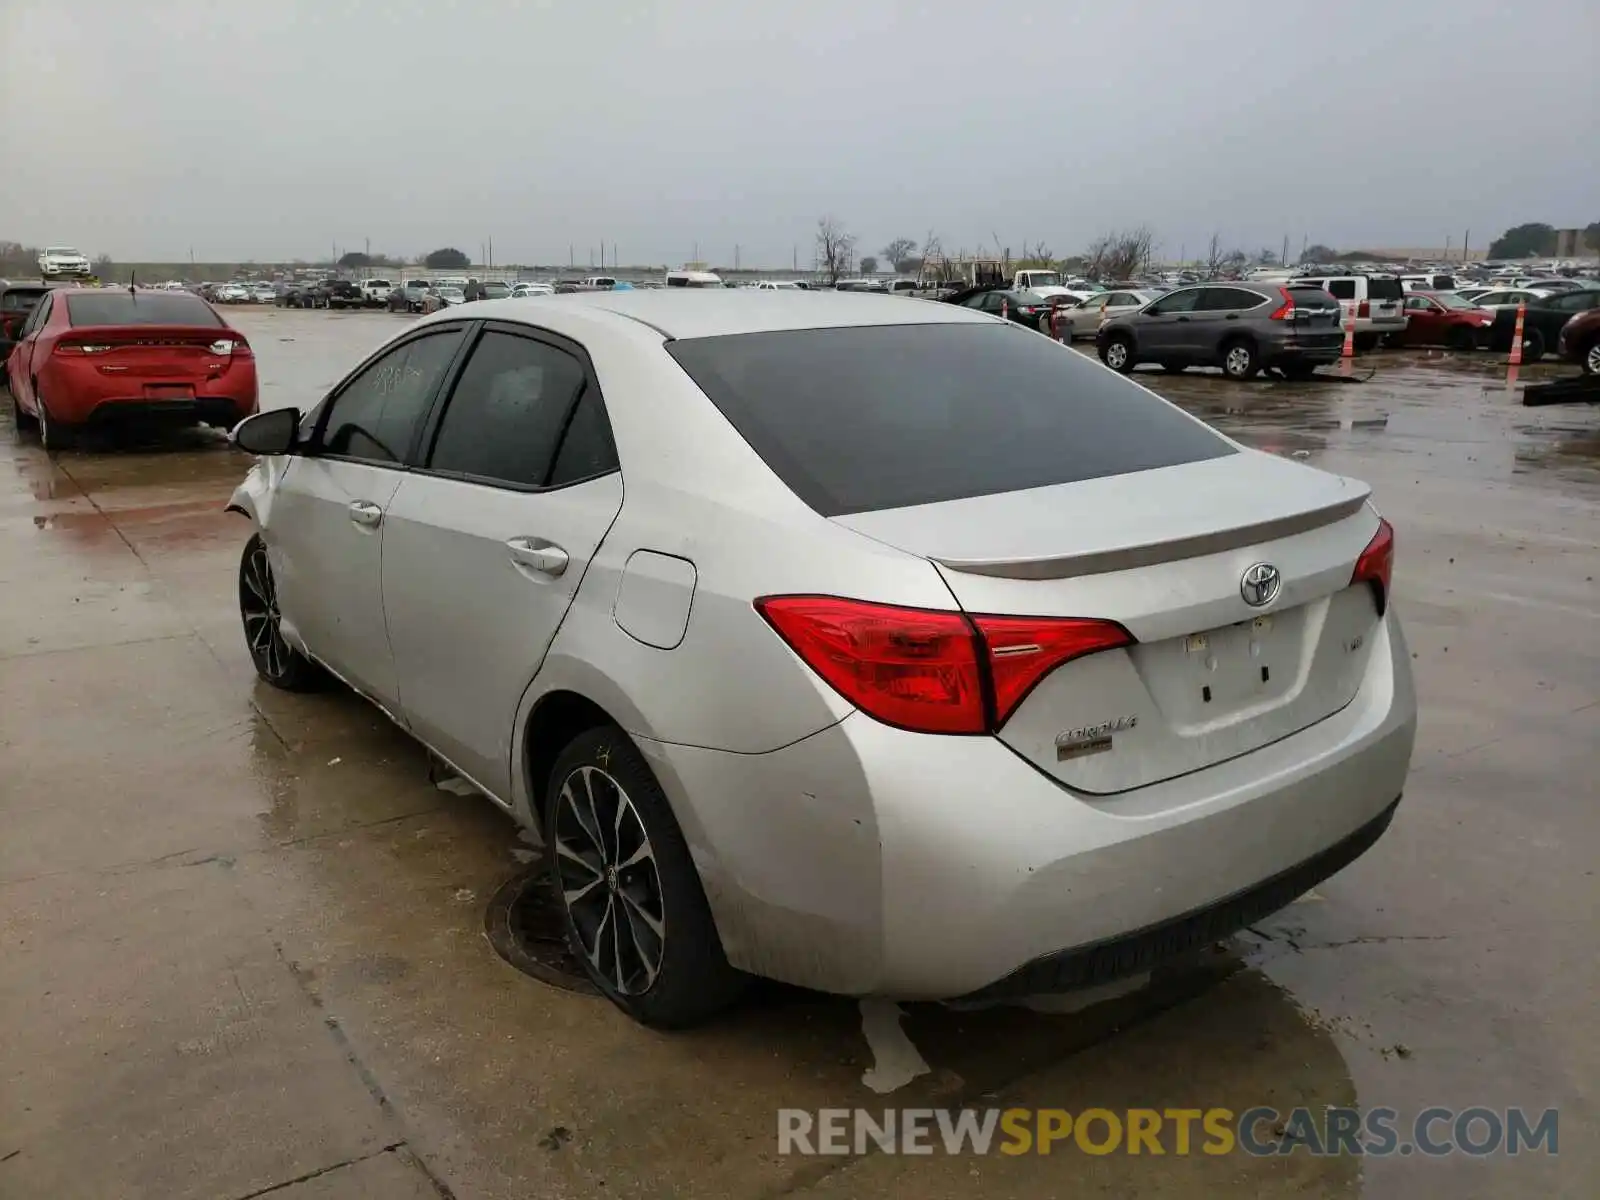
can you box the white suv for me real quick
[38,246,92,277]
[1290,273,1407,349]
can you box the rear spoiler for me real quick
[934,495,1369,580]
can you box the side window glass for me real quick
[549,388,620,486]
[320,329,463,464]
[22,295,50,335]
[427,330,586,488]
[1148,289,1200,315]
[1327,280,1357,301]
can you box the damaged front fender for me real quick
[226,456,289,527]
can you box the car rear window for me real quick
[66,293,222,326]
[1289,287,1339,311]
[1367,277,1403,301]
[667,323,1235,516]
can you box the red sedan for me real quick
[1395,291,1493,350]
[5,288,257,451]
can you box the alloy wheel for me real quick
[240,541,292,680]
[1586,343,1600,375]
[553,765,666,996]
[1226,346,1252,377]
[1105,342,1129,370]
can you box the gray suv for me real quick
[1096,283,1344,380]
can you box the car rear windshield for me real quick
[667,323,1235,516]
[1367,277,1404,300]
[65,293,223,327]
[1289,287,1339,309]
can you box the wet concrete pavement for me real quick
[2,308,1596,1198]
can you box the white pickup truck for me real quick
[360,278,394,307]
[1011,269,1075,299]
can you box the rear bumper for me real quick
[41,365,259,426]
[641,606,1417,998]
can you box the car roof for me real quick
[457,289,991,339]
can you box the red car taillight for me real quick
[1352,518,1395,615]
[755,596,1132,735]
[1268,287,1296,321]
[209,338,254,358]
[54,341,112,355]
[1358,300,1371,318]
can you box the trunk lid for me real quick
[833,452,1383,793]
[59,325,248,381]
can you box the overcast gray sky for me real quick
[2,0,1595,267]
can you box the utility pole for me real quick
[692,241,699,263]
[613,243,618,269]
[365,237,370,258]
[488,236,493,269]
[569,244,574,268]
[792,245,797,272]
[734,244,740,271]
[1463,229,1470,262]
[1281,235,1289,266]
[599,243,604,270]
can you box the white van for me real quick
[1289,273,1407,348]
[665,269,724,288]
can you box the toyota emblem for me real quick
[1240,562,1282,608]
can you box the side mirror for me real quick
[232,407,301,456]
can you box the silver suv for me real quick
[1096,283,1344,380]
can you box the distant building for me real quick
[1553,229,1595,257]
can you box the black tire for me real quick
[1099,334,1135,374]
[1581,336,1600,376]
[1353,332,1379,353]
[543,725,746,1028]
[1220,338,1260,381]
[1158,361,1186,374]
[239,534,324,691]
[1446,326,1477,352]
[1519,328,1544,364]
[35,384,77,452]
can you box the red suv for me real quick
[1397,291,1494,350]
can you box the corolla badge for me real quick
[1240,562,1282,608]
[1055,715,1137,762]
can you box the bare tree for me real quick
[919,229,947,281]
[816,216,855,285]
[1204,232,1225,279]
[1084,226,1154,282]
[882,237,917,273]
[1025,240,1054,265]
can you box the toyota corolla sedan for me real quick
[227,291,1416,1027]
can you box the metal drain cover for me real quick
[485,862,599,996]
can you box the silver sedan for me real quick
[1049,289,1160,338]
[227,292,1417,1027]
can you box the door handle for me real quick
[348,500,384,528]
[507,537,569,577]
[1225,313,1240,320]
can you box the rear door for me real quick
[1193,286,1262,356]
[268,324,469,711]
[380,323,624,796]
[1365,276,1405,327]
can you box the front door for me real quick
[267,324,469,712]
[1137,287,1202,356]
[380,325,625,796]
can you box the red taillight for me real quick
[1352,518,1395,615]
[971,613,1134,726]
[1268,287,1295,321]
[755,596,1132,735]
[1358,300,1371,318]
[54,341,112,355]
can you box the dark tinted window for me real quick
[1,288,47,312]
[1146,289,1201,314]
[427,331,587,487]
[1199,287,1265,311]
[321,329,464,464]
[65,293,222,327]
[1325,279,1357,300]
[667,324,1234,516]
[549,389,620,486]
[1289,287,1338,311]
[1367,277,1403,301]
[1546,291,1591,311]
